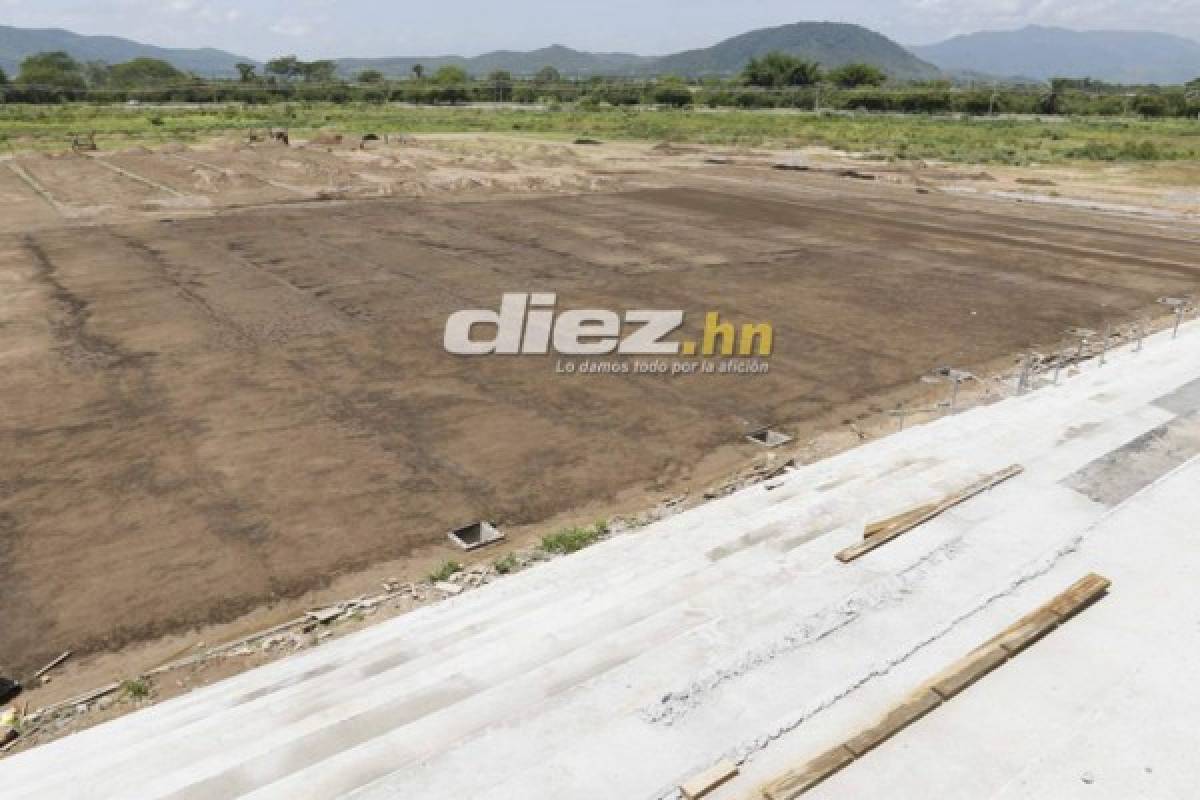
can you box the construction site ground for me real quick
[1,132,1198,726]
[3,273,1199,800]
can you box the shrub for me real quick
[428,560,463,582]
[494,553,520,574]
[120,677,151,700]
[540,520,609,555]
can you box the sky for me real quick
[1,0,1198,60]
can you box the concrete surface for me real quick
[3,320,1200,800]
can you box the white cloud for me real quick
[270,18,315,38]
[902,0,1200,40]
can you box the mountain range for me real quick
[0,25,250,78]
[912,26,1200,85]
[3,22,1200,85]
[339,23,940,80]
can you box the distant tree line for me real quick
[3,49,1198,119]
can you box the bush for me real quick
[429,560,463,582]
[120,677,151,700]
[494,553,520,574]
[540,521,609,555]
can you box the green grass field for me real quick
[1,103,1198,165]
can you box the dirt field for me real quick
[2,134,1198,680]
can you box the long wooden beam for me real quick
[837,464,1024,563]
[758,573,1111,799]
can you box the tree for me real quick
[433,65,469,85]
[651,75,693,107]
[742,52,822,88]
[266,56,336,84]
[82,61,110,88]
[431,65,469,104]
[357,69,385,84]
[534,65,561,85]
[828,63,887,88]
[266,55,303,81]
[17,51,86,89]
[107,58,187,89]
[1040,78,1067,115]
[1132,94,1168,117]
[411,63,425,80]
[236,62,258,83]
[0,66,7,86]
[487,69,513,101]
[300,60,337,83]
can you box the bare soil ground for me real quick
[2,134,1198,701]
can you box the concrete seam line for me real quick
[755,573,1111,800]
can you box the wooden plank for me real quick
[680,759,739,799]
[994,608,1061,656]
[987,573,1111,655]
[761,746,855,800]
[837,465,1023,562]
[754,573,1109,798]
[864,504,936,538]
[845,689,942,757]
[929,645,1008,700]
[1046,573,1111,621]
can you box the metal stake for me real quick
[1016,354,1032,395]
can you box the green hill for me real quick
[648,22,939,79]
[0,25,253,79]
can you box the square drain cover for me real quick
[747,428,792,448]
[448,521,505,551]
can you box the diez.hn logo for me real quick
[444,293,772,357]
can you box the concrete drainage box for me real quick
[746,428,792,448]
[448,521,505,551]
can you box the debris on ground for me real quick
[310,130,345,146]
[0,679,21,706]
[1,725,17,748]
[305,605,346,626]
[33,652,71,683]
[70,132,98,153]
[704,457,797,500]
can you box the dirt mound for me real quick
[309,131,361,148]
